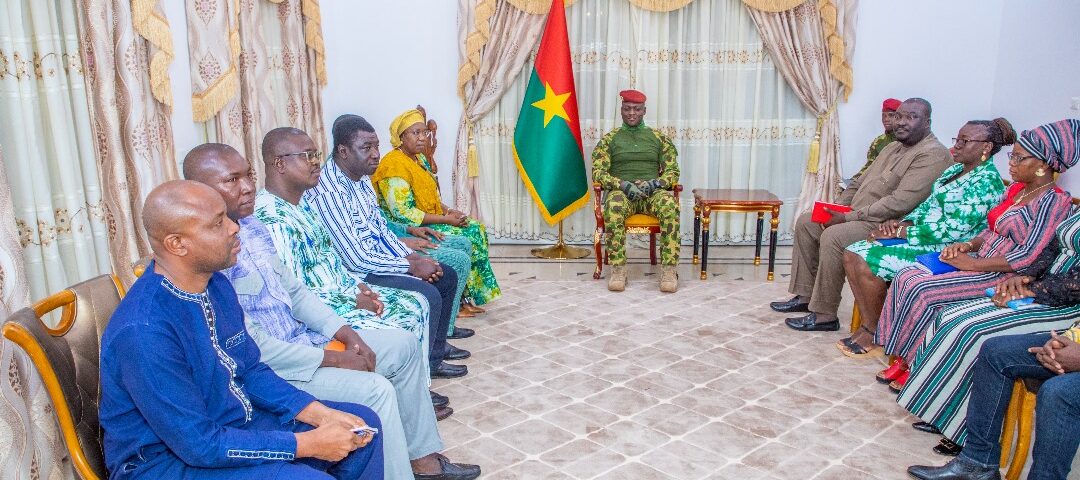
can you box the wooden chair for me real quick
[999,378,1041,480]
[592,182,683,279]
[2,274,126,480]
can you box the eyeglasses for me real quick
[276,150,324,166]
[952,137,990,148]
[1008,153,1038,164]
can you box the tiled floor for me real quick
[435,245,953,479]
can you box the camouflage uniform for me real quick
[852,132,895,181]
[592,123,680,266]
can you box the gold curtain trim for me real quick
[740,0,806,12]
[131,1,174,107]
[818,0,853,100]
[505,0,576,15]
[191,68,239,122]
[302,0,328,86]
[628,0,695,12]
[191,0,242,122]
[456,0,497,101]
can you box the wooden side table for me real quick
[692,189,783,281]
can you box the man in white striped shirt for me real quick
[306,115,470,381]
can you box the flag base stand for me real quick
[531,221,590,259]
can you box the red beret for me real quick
[882,98,901,112]
[620,89,646,103]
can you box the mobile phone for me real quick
[351,426,379,437]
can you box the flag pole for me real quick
[531,221,590,259]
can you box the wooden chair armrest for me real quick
[593,183,605,225]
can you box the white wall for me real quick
[839,0,1080,192]
[989,0,1080,191]
[319,0,463,194]
[837,0,1004,174]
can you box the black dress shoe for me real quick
[430,361,468,379]
[907,457,1000,480]
[414,455,481,480]
[913,421,942,435]
[444,344,471,360]
[434,405,454,421]
[933,438,963,457]
[784,313,840,331]
[430,390,449,408]
[447,327,475,339]
[770,295,810,313]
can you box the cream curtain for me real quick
[745,0,857,214]
[187,0,327,184]
[0,0,113,304]
[471,0,815,243]
[0,0,103,476]
[0,147,68,480]
[454,0,547,216]
[76,0,179,287]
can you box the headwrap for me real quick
[1017,119,1080,173]
[881,98,901,112]
[620,89,646,103]
[388,109,426,148]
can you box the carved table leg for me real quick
[692,203,701,264]
[754,211,764,266]
[700,206,711,280]
[768,206,779,281]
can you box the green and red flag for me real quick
[512,0,589,225]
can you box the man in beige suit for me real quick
[771,98,953,331]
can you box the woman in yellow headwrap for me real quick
[373,109,501,306]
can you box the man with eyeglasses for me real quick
[774,98,953,332]
[252,128,468,380]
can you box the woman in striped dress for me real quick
[897,119,1080,453]
[838,119,1012,357]
[874,120,1079,390]
[899,208,1080,455]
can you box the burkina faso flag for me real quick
[511,0,589,225]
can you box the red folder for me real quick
[811,201,852,223]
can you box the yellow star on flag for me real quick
[530,82,571,128]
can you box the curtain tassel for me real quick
[806,114,823,174]
[466,122,480,178]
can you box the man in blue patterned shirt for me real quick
[183,144,481,480]
[99,180,383,479]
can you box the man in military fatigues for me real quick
[592,89,680,293]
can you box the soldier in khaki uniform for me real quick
[592,89,680,292]
[770,98,953,331]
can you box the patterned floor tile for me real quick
[433,248,965,478]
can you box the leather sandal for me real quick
[838,337,885,359]
[889,369,910,393]
[932,438,962,456]
[876,358,906,384]
[912,421,942,435]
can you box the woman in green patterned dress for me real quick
[839,118,1015,356]
[372,108,501,306]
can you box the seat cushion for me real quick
[625,214,660,229]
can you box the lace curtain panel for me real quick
[472,0,815,243]
[0,0,112,302]
[0,0,98,477]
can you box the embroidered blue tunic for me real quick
[99,264,318,475]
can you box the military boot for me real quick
[608,265,627,292]
[659,265,678,293]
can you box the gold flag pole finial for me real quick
[531,221,590,259]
